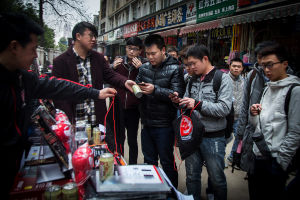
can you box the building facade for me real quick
[94,0,300,71]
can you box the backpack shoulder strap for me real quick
[247,69,257,97]
[213,69,223,95]
[188,76,197,96]
[284,83,300,117]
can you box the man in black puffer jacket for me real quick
[136,34,185,188]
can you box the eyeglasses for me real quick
[261,61,281,69]
[126,46,140,52]
[85,33,97,39]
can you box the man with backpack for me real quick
[171,45,232,200]
[248,42,300,200]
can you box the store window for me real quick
[100,23,105,34]
[100,0,106,19]
[126,8,129,23]
[150,0,156,14]
[161,0,170,9]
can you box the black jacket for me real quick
[0,64,99,150]
[136,55,185,127]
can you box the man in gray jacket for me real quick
[227,57,245,163]
[249,42,300,200]
[171,45,232,200]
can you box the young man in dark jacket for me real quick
[112,36,147,164]
[0,13,118,198]
[135,34,185,188]
[52,22,135,126]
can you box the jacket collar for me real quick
[0,63,21,84]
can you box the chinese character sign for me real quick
[138,5,187,33]
[196,0,237,23]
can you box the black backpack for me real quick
[188,70,234,139]
[285,84,300,172]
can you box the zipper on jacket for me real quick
[125,69,131,109]
[11,86,22,136]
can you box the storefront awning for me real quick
[221,2,300,27]
[157,29,178,37]
[179,19,221,36]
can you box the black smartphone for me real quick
[138,82,146,86]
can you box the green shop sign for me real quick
[196,0,237,23]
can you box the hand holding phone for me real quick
[138,82,146,86]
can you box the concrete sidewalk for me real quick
[123,124,250,200]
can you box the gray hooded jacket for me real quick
[250,75,300,171]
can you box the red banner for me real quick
[123,22,138,38]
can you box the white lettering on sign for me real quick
[198,0,229,10]
[156,7,184,27]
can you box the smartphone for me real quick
[138,82,146,86]
[169,93,177,98]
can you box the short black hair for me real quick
[258,42,288,62]
[144,34,165,50]
[72,21,98,41]
[187,45,211,62]
[126,36,143,49]
[167,46,178,53]
[230,57,244,66]
[254,41,277,58]
[0,13,44,52]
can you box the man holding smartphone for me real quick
[135,34,185,188]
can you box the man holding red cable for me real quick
[52,21,135,127]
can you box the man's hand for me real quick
[179,97,196,109]
[113,57,123,69]
[99,88,117,99]
[132,57,143,69]
[140,83,154,95]
[169,92,181,103]
[250,104,262,116]
[125,80,136,93]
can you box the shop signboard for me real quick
[196,0,237,23]
[238,0,271,8]
[103,34,108,42]
[211,27,232,39]
[138,4,187,33]
[123,22,138,38]
[187,1,197,20]
[108,31,116,42]
[115,28,123,39]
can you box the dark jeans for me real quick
[248,157,288,200]
[119,108,140,164]
[185,136,227,200]
[141,126,178,188]
[286,170,300,200]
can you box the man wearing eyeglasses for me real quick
[238,42,300,200]
[52,22,136,127]
[111,36,147,164]
[235,41,282,199]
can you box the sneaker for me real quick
[227,156,233,163]
[207,193,214,200]
[224,159,228,168]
